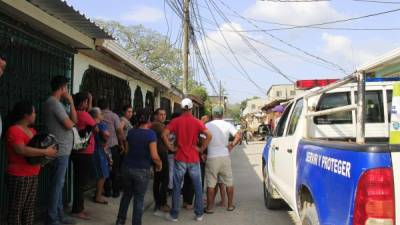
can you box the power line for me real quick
[215,0,348,74]
[198,2,400,32]
[190,0,219,87]
[256,8,400,31]
[204,0,267,94]
[261,0,330,1]
[191,32,219,94]
[202,32,302,80]
[202,26,400,32]
[208,0,296,83]
[352,0,400,3]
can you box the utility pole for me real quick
[182,0,190,96]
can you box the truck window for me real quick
[314,92,352,124]
[355,91,384,123]
[388,90,392,122]
[274,103,293,137]
[287,99,303,136]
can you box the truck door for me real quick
[268,103,293,196]
[277,98,304,208]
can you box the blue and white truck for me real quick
[262,50,400,225]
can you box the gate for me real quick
[134,86,144,111]
[145,91,154,112]
[160,97,172,119]
[0,12,73,221]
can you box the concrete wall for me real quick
[73,52,155,106]
[267,84,304,102]
[242,98,268,116]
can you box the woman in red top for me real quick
[6,101,57,225]
[71,92,96,220]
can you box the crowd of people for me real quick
[2,73,242,225]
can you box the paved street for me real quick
[142,142,298,225]
[45,142,298,225]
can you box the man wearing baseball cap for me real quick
[204,106,241,213]
[271,104,285,130]
[163,98,212,222]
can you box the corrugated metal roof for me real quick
[27,0,113,39]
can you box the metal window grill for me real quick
[0,12,73,221]
[80,66,132,113]
[160,97,172,119]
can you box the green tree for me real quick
[96,20,183,86]
[96,20,209,101]
[226,103,241,122]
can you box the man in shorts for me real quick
[204,106,241,213]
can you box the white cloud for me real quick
[244,1,344,25]
[321,33,380,69]
[121,5,163,23]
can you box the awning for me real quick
[27,0,113,39]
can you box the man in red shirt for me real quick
[163,98,212,222]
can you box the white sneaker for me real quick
[153,210,165,217]
[165,214,178,222]
[195,215,204,221]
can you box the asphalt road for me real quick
[142,142,298,225]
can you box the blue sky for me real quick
[65,0,400,103]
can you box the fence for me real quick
[0,12,74,221]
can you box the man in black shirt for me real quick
[151,108,170,215]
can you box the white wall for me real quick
[267,85,305,102]
[242,98,268,116]
[73,52,155,106]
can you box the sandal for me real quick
[204,208,214,214]
[72,212,91,220]
[227,206,236,211]
[92,196,108,205]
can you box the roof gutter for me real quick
[95,39,171,89]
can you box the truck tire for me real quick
[263,167,284,209]
[301,203,319,225]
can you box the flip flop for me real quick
[227,206,236,211]
[204,208,214,214]
[92,196,108,204]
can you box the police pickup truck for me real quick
[262,60,400,224]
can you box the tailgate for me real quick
[392,152,400,225]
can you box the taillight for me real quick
[353,168,395,225]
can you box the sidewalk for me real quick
[35,179,154,225]
[75,179,154,225]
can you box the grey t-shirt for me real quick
[103,109,121,147]
[44,96,73,156]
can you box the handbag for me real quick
[72,126,92,151]
[26,132,58,165]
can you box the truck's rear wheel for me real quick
[301,203,319,225]
[263,166,283,209]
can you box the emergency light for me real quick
[295,79,338,90]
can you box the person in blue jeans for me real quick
[44,76,77,225]
[162,98,212,222]
[116,108,162,225]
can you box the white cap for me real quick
[181,98,193,109]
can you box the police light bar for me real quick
[296,79,338,90]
